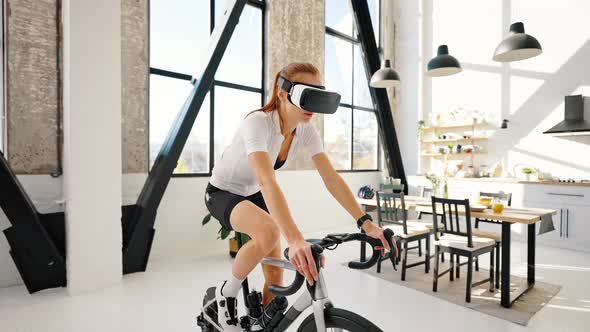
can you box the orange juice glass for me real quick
[492,198,504,213]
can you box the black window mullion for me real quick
[214,80,262,94]
[325,26,358,44]
[149,68,192,81]
[247,0,265,9]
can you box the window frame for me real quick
[148,0,266,177]
[325,0,381,172]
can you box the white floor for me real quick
[1,228,589,332]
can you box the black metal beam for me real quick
[0,151,66,293]
[122,0,249,274]
[350,0,408,192]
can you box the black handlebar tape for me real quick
[348,249,380,269]
[272,244,325,296]
[269,272,305,297]
[384,228,394,239]
[348,228,396,270]
[383,228,398,271]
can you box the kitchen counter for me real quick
[411,176,590,187]
[450,177,590,187]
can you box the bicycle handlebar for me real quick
[347,228,397,270]
[268,229,397,297]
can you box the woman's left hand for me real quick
[361,221,392,255]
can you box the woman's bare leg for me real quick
[229,200,280,280]
[261,243,283,306]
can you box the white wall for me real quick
[62,0,122,294]
[392,0,424,175]
[397,0,590,179]
[1,171,380,288]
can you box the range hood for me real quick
[544,95,590,136]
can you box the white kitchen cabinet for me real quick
[522,194,590,252]
[522,200,566,247]
[563,204,590,252]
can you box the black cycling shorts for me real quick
[204,183,269,230]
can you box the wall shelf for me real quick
[421,151,486,158]
[422,137,488,144]
[422,122,490,131]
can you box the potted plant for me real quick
[202,213,251,257]
[521,167,534,181]
[447,143,454,154]
[425,174,441,196]
[417,120,426,140]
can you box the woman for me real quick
[204,62,390,331]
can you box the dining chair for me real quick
[412,186,446,260]
[376,191,431,281]
[431,196,495,303]
[379,183,405,193]
[473,191,512,289]
[417,186,433,220]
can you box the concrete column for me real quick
[122,0,149,174]
[5,0,60,173]
[267,0,325,170]
[62,0,122,294]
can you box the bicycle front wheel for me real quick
[297,307,383,332]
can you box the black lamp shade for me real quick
[370,59,400,88]
[493,22,542,62]
[426,45,462,77]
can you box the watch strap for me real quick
[356,213,373,229]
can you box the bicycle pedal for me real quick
[198,287,221,331]
[196,314,210,331]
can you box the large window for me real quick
[149,0,265,175]
[324,0,380,171]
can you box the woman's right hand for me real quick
[288,239,325,285]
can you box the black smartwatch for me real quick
[356,213,373,230]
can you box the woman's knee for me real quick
[230,201,280,254]
[255,221,280,254]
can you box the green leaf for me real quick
[239,233,251,244]
[219,228,232,240]
[202,213,212,226]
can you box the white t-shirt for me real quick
[210,110,324,196]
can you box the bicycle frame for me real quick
[198,230,395,331]
[260,257,338,332]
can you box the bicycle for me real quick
[197,228,397,332]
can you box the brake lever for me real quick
[383,229,399,271]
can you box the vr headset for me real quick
[277,76,341,114]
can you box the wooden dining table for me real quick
[356,196,557,308]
